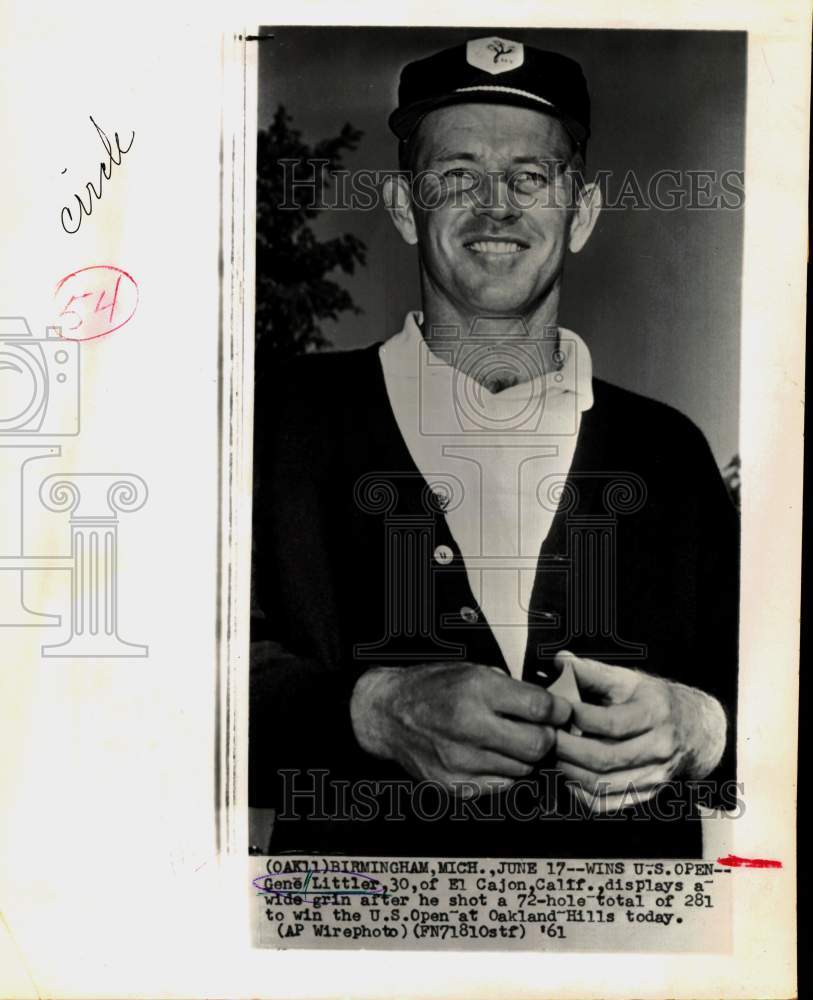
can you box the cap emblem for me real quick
[466,37,525,75]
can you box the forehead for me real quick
[413,103,573,162]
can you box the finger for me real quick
[452,775,516,798]
[557,727,676,773]
[487,672,572,726]
[479,717,557,763]
[561,651,635,702]
[572,699,654,739]
[558,759,665,797]
[452,745,536,778]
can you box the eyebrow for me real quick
[429,152,479,164]
[511,154,568,166]
[428,151,569,166]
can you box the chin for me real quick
[462,286,534,316]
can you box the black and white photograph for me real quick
[249,25,744,881]
[0,2,803,995]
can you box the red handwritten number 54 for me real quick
[54,266,138,342]
[58,281,120,330]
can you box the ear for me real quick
[383,174,418,246]
[568,180,602,253]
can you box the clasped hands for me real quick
[351,651,726,810]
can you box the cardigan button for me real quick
[460,606,479,624]
[433,545,454,565]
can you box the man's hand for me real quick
[350,662,572,798]
[554,651,727,811]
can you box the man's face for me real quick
[406,103,581,316]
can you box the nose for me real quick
[471,172,521,222]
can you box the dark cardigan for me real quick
[250,343,739,857]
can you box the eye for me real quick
[511,169,551,191]
[440,168,479,189]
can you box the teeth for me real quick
[468,241,524,254]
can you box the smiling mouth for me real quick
[464,239,529,255]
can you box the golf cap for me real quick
[389,36,590,149]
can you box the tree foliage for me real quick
[255,106,367,388]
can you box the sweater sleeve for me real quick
[675,419,740,808]
[248,639,374,809]
[248,357,378,810]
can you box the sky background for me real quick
[257,27,745,466]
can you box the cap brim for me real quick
[389,89,588,147]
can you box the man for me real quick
[250,37,739,857]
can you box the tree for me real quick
[252,107,367,619]
[255,106,367,394]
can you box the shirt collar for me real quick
[380,310,594,412]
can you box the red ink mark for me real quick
[54,266,138,342]
[717,854,782,869]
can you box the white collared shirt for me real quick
[380,311,594,678]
